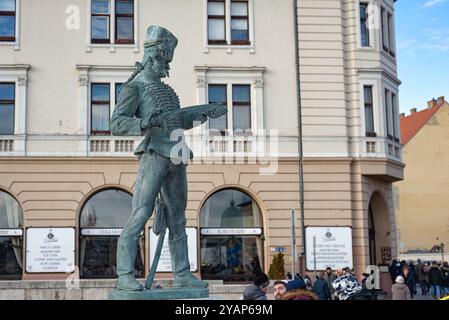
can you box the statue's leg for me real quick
[116,152,168,291]
[161,163,208,288]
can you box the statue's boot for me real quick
[116,274,144,291]
[169,236,208,288]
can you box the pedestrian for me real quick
[331,274,364,300]
[401,266,415,298]
[323,267,337,299]
[273,280,287,300]
[428,261,444,299]
[242,272,270,300]
[286,272,292,280]
[392,276,412,300]
[303,274,313,290]
[313,272,331,300]
[281,279,318,300]
[417,259,428,295]
[441,262,449,297]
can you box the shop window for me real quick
[79,188,144,279]
[0,190,23,280]
[200,189,263,283]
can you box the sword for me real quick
[145,194,167,290]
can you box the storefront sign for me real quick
[0,229,23,236]
[80,229,144,236]
[305,227,353,271]
[149,228,197,272]
[26,228,75,273]
[200,228,262,236]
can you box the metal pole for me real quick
[313,235,317,280]
[291,209,297,277]
[293,0,306,275]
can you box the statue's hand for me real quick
[206,104,227,119]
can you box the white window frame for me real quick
[359,78,382,138]
[383,80,400,142]
[355,0,377,50]
[76,65,134,136]
[194,66,265,136]
[0,0,21,51]
[202,0,255,54]
[380,1,396,58]
[86,0,140,53]
[0,64,29,155]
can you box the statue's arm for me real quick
[180,104,227,130]
[111,84,143,136]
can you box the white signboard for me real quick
[200,228,262,236]
[26,228,75,273]
[306,227,353,271]
[0,229,23,236]
[149,228,197,272]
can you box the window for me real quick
[0,190,23,280]
[91,83,110,135]
[91,0,110,43]
[207,0,226,45]
[208,85,227,135]
[115,0,133,44]
[385,89,393,140]
[232,85,251,133]
[231,1,249,44]
[91,0,134,44]
[115,83,123,103]
[391,92,399,142]
[199,189,263,283]
[0,83,14,135]
[387,12,395,57]
[364,86,375,136]
[207,84,252,135]
[381,6,395,57]
[0,0,15,42]
[359,3,370,47]
[207,0,251,46]
[79,189,144,279]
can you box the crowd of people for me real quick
[242,260,449,300]
[243,267,377,301]
[390,259,449,300]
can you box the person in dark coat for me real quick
[323,267,337,299]
[428,262,444,299]
[281,279,318,300]
[401,266,415,298]
[416,260,428,295]
[313,272,331,300]
[242,272,269,300]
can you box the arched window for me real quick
[200,189,263,283]
[0,191,23,280]
[79,188,144,278]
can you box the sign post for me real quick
[291,209,296,276]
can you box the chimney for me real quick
[427,98,437,109]
[400,113,405,118]
[410,108,417,114]
[437,96,445,105]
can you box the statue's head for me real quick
[142,26,178,78]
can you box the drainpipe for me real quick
[293,0,306,275]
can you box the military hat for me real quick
[144,25,178,50]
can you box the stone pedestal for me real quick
[108,287,209,300]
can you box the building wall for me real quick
[396,104,449,253]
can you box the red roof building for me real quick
[400,96,446,145]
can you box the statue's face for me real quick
[146,44,176,79]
